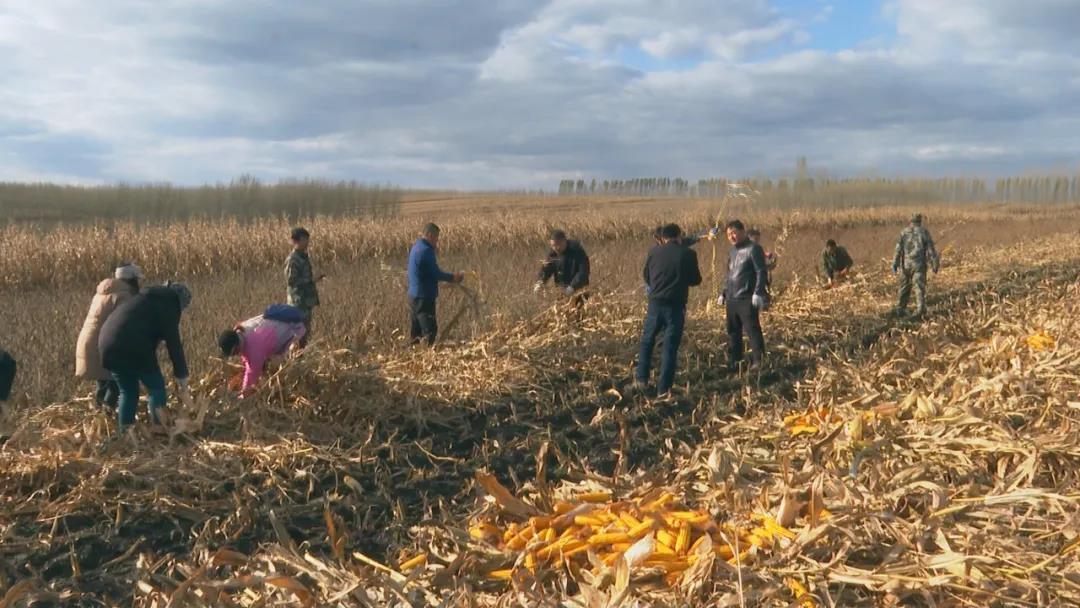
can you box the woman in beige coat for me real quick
[76,264,142,408]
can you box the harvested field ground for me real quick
[2,201,1079,606]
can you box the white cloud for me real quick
[0,0,1078,188]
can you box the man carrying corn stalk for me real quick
[635,223,702,397]
[285,227,324,347]
[408,223,465,346]
[821,239,854,288]
[718,220,769,371]
[534,229,590,305]
[892,214,940,318]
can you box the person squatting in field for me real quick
[821,239,854,288]
[407,223,465,346]
[719,220,769,371]
[534,229,590,305]
[636,223,703,396]
[218,304,307,396]
[285,227,324,347]
[75,263,143,410]
[99,282,192,432]
[892,214,940,318]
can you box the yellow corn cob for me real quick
[487,569,514,580]
[537,538,584,560]
[525,552,537,572]
[588,532,631,545]
[618,512,642,530]
[727,549,750,565]
[470,524,501,542]
[503,523,520,544]
[562,542,590,559]
[506,524,535,550]
[399,553,427,571]
[602,552,622,565]
[786,578,818,607]
[675,523,691,555]
[577,491,612,503]
[574,515,605,528]
[667,511,711,525]
[542,528,556,543]
[644,557,690,572]
[552,501,574,515]
[656,529,678,548]
[628,519,655,539]
[529,516,552,531]
[642,492,674,511]
[714,544,734,560]
[610,542,633,552]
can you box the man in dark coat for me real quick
[535,229,590,299]
[0,349,15,403]
[718,220,769,370]
[99,282,192,431]
[636,223,703,396]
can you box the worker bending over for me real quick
[218,304,307,396]
[535,229,590,299]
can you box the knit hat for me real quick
[115,263,144,281]
[165,281,193,311]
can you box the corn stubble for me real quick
[1,211,1080,605]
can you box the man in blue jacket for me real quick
[408,223,464,345]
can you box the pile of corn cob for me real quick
[1025,330,1056,351]
[466,486,797,587]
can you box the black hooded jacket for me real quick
[99,286,189,378]
[538,240,590,289]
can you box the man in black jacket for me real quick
[534,229,590,298]
[99,282,192,431]
[636,224,703,396]
[718,220,769,370]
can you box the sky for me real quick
[1,0,1078,189]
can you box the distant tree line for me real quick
[0,176,401,223]
[558,174,1080,206]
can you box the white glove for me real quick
[533,281,543,293]
[752,294,768,310]
[717,294,726,307]
[176,377,190,392]
[564,286,575,296]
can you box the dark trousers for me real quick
[298,307,314,347]
[112,367,167,428]
[95,379,120,409]
[410,298,438,345]
[0,350,15,401]
[636,301,686,394]
[726,299,765,366]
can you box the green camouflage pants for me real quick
[897,267,927,314]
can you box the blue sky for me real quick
[0,0,1078,188]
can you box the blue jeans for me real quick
[636,301,686,394]
[112,368,167,428]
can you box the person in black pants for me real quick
[636,223,703,396]
[0,349,16,403]
[717,220,769,370]
[406,223,464,345]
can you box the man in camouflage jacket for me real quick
[285,227,321,344]
[892,214,939,317]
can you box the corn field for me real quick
[1,197,1080,606]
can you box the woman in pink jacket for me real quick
[75,264,143,408]
[217,305,307,395]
